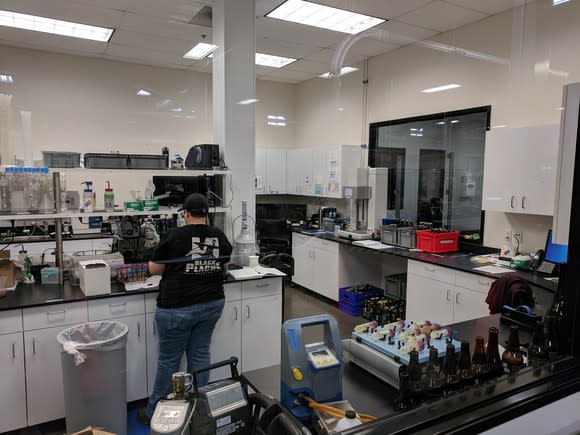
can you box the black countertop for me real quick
[0,274,273,312]
[292,229,557,292]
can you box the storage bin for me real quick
[42,151,81,168]
[41,267,60,284]
[339,300,364,317]
[416,230,460,253]
[339,284,384,317]
[84,153,129,169]
[128,154,168,169]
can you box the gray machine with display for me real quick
[281,315,344,422]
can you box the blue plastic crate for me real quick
[339,285,384,306]
[339,300,363,316]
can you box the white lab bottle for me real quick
[501,235,514,257]
[335,410,362,431]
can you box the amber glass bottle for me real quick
[407,350,424,395]
[424,347,443,392]
[472,336,488,381]
[458,340,474,385]
[486,327,505,377]
[394,367,413,412]
[441,343,459,389]
[502,325,524,372]
[528,321,550,366]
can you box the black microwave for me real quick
[185,144,220,169]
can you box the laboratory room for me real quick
[2,0,580,434]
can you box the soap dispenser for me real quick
[104,181,114,211]
[81,181,95,212]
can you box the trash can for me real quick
[57,321,129,435]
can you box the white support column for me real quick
[212,0,256,240]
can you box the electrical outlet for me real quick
[512,231,523,244]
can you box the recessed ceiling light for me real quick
[318,66,358,78]
[421,84,462,93]
[183,42,218,60]
[492,125,507,129]
[436,121,445,125]
[171,107,183,112]
[136,89,151,96]
[451,120,459,124]
[553,0,570,5]
[237,98,259,105]
[266,0,385,35]
[0,74,14,83]
[256,53,297,68]
[0,10,114,42]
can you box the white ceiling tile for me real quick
[397,0,487,32]
[119,13,212,42]
[311,0,432,20]
[285,59,329,74]
[339,37,401,58]
[105,43,191,66]
[0,0,124,28]
[0,29,108,53]
[110,29,195,55]
[123,0,204,23]
[443,0,522,15]
[372,20,439,45]
[103,53,189,70]
[256,0,286,16]
[256,16,345,48]
[256,37,313,59]
[304,47,365,66]
[262,69,317,82]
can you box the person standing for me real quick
[138,193,232,424]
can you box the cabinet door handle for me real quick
[256,283,270,288]
[446,289,452,301]
[109,302,127,312]
[137,322,141,338]
[478,280,489,286]
[510,195,516,209]
[153,321,156,336]
[425,266,435,273]
[234,306,238,321]
[11,342,16,359]
[246,305,250,319]
[455,292,462,304]
[32,338,37,355]
[521,196,527,209]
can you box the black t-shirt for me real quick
[151,224,232,308]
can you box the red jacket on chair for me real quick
[485,273,535,314]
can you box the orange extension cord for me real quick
[298,394,377,424]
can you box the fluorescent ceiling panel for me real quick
[256,53,297,68]
[0,10,114,42]
[266,0,385,35]
[237,98,259,105]
[136,89,151,96]
[0,74,14,83]
[553,0,570,5]
[421,84,462,93]
[183,42,217,60]
[318,66,358,78]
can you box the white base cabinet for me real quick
[0,332,26,432]
[406,260,491,324]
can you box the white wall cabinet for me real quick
[0,331,27,432]
[483,125,559,216]
[286,148,313,195]
[256,149,268,195]
[256,148,287,195]
[406,260,491,325]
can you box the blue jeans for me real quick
[146,298,225,417]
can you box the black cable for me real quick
[0,220,15,251]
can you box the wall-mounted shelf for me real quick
[50,168,231,176]
[0,206,231,221]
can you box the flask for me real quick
[441,343,459,389]
[104,181,114,211]
[457,340,474,385]
[424,347,443,393]
[528,321,550,366]
[502,325,524,372]
[335,410,362,430]
[486,327,504,378]
[472,336,488,380]
[407,350,423,395]
[394,367,413,412]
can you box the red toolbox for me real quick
[416,230,460,253]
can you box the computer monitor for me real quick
[545,229,568,264]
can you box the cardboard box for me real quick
[0,257,16,290]
[72,426,117,435]
[79,260,111,296]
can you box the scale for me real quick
[281,315,344,422]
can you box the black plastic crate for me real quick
[42,151,81,168]
[84,153,129,169]
[129,154,168,169]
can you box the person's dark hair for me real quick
[179,193,209,217]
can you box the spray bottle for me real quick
[81,181,94,212]
[234,200,256,267]
[104,181,114,212]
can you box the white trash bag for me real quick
[57,321,128,366]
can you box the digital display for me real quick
[545,229,568,264]
[312,350,329,357]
